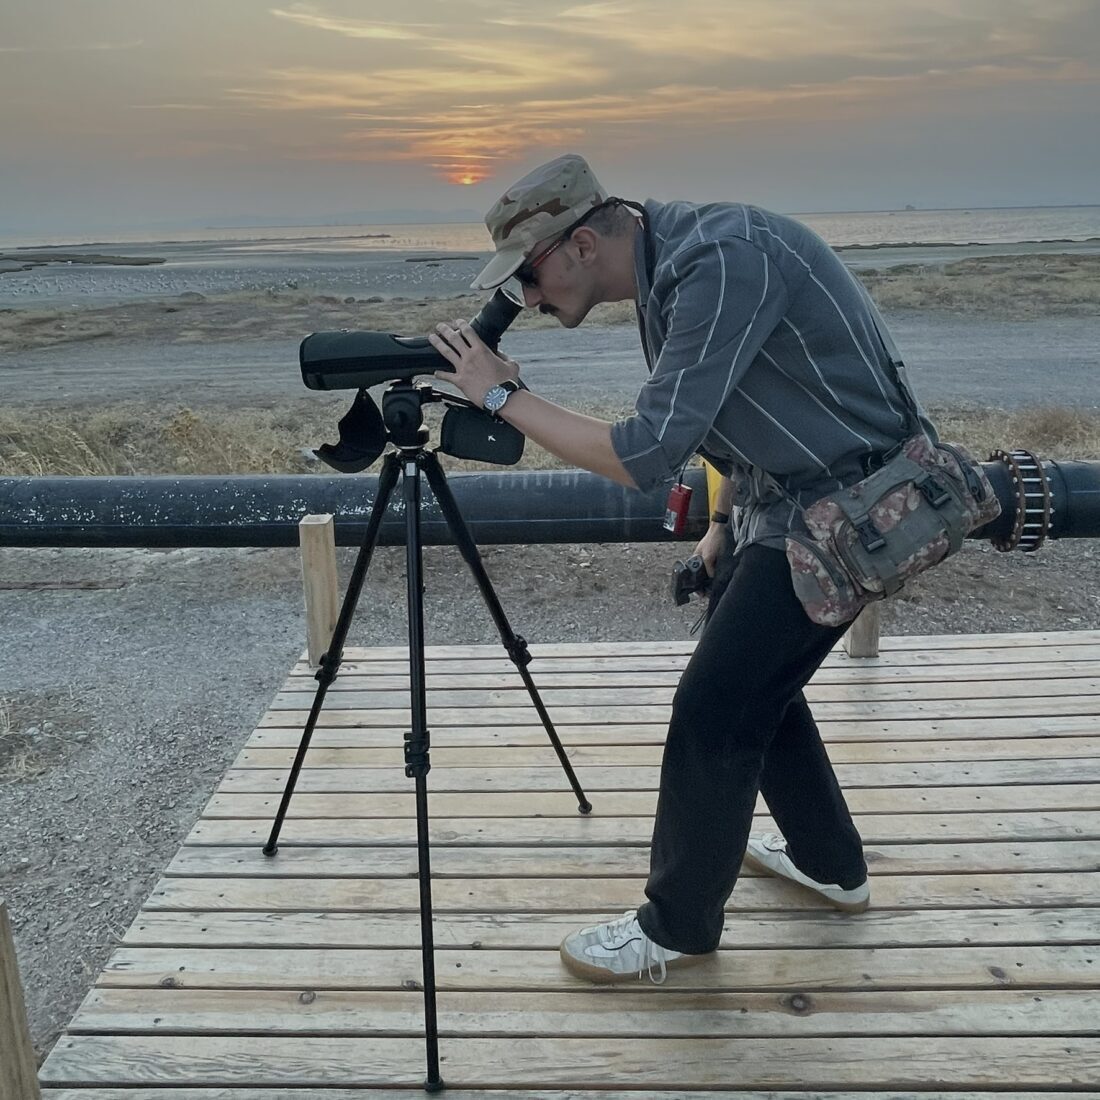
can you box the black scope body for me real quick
[300,287,523,390]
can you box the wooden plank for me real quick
[257,697,1100,726]
[38,1092,1100,1100]
[1,901,42,1100]
[164,840,1100,879]
[36,1034,1100,1088]
[269,677,1100,708]
[66,986,1100,1036]
[216,758,1100,793]
[121,907,1100,950]
[203,782,1100,818]
[232,736,1100,770]
[330,630,1100,658]
[288,655,1100,680]
[264,677,1082,709]
[185,809,1100,847]
[246,713,1100,746]
[89,943,1100,991]
[144,872,1100,911]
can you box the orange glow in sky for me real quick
[451,170,485,186]
[2,1,1097,230]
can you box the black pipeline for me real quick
[1,456,1098,549]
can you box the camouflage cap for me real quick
[471,153,609,290]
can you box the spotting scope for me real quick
[300,287,523,390]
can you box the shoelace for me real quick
[598,910,669,985]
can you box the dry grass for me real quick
[1,400,1097,478]
[0,404,326,476]
[0,291,636,354]
[0,695,57,782]
[859,253,1100,316]
[931,404,1100,459]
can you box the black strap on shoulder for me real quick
[614,198,655,284]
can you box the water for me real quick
[3,206,1099,253]
[4,205,1098,309]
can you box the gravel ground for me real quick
[2,535,1100,1059]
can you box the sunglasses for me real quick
[513,203,609,289]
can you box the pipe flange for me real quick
[988,448,1053,552]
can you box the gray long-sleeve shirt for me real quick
[609,199,935,547]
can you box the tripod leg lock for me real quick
[505,633,533,668]
[403,730,431,778]
[315,649,344,685]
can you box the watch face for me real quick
[484,385,506,412]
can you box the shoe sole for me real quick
[559,943,718,984]
[743,849,870,913]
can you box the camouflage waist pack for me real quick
[785,433,1001,627]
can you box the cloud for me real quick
[0,40,143,54]
[128,104,216,111]
[270,4,433,41]
[220,1,1100,184]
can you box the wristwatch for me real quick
[482,378,524,416]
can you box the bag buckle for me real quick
[917,474,951,508]
[856,519,887,552]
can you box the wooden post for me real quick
[843,602,881,658]
[300,514,339,668]
[1,901,41,1100]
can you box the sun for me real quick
[436,162,491,186]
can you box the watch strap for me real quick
[484,378,524,416]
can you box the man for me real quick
[429,153,931,985]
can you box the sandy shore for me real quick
[2,233,1100,310]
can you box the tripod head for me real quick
[305,288,526,473]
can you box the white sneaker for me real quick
[744,832,870,913]
[559,910,715,984]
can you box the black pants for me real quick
[635,544,867,955]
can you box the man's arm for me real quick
[428,320,637,488]
[497,391,636,488]
[610,239,789,493]
[695,474,734,575]
[711,474,734,517]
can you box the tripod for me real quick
[262,383,592,1093]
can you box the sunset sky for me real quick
[2,0,1098,234]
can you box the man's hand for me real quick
[693,522,729,577]
[430,320,637,488]
[429,318,519,408]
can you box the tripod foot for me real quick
[578,799,593,815]
[262,843,278,857]
[424,1075,446,1093]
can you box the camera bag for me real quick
[785,434,1000,626]
[780,300,1001,627]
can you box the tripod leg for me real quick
[420,452,592,814]
[399,453,445,1093]
[262,452,401,856]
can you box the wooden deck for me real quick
[39,629,1100,1097]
